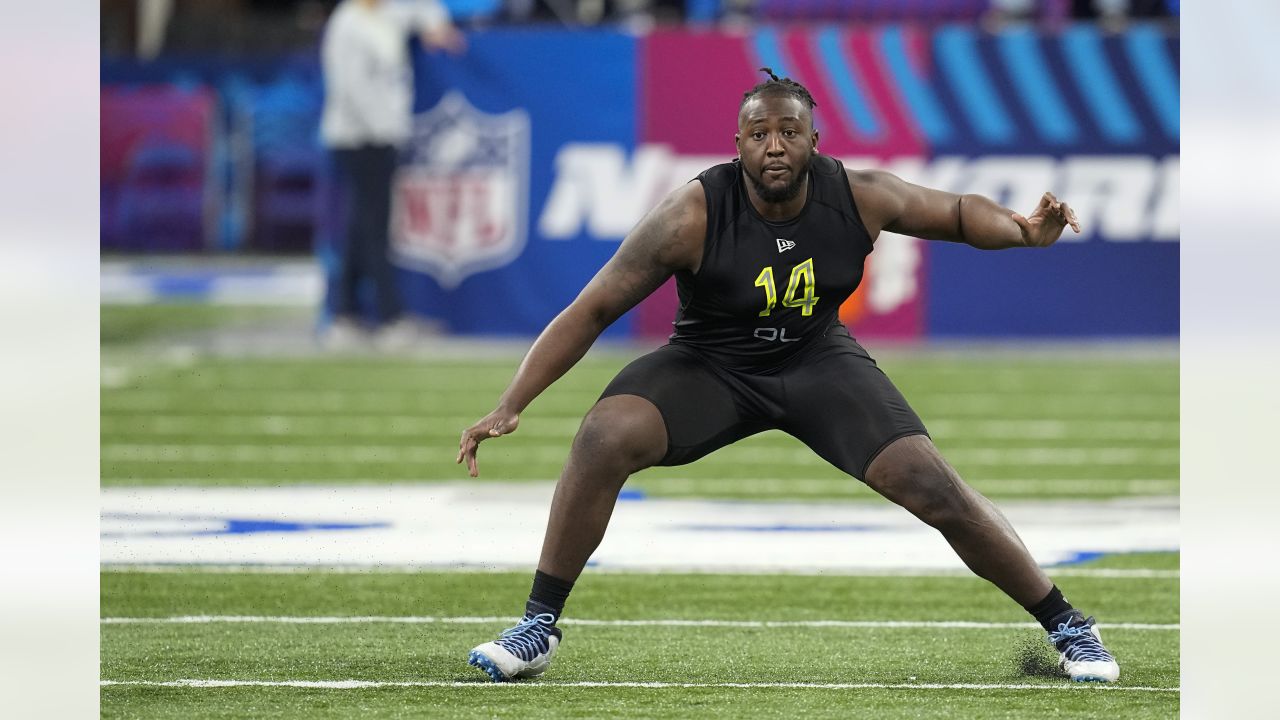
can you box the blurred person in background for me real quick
[320,0,464,350]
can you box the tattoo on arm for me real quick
[586,197,694,325]
[606,241,669,316]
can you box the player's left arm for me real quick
[849,169,1080,249]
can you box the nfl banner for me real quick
[391,92,531,290]
[393,29,638,337]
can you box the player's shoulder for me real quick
[661,175,708,217]
[844,166,900,189]
[636,177,706,245]
[843,167,911,234]
[845,167,909,208]
[695,159,740,190]
[811,153,844,177]
[637,179,707,271]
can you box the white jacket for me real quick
[320,0,449,148]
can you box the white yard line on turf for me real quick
[95,477,1181,490]
[1043,568,1179,578]
[630,477,1179,493]
[102,396,1175,417]
[102,415,1178,441]
[99,616,1179,631]
[99,679,1179,693]
[99,564,1180,578]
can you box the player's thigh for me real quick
[599,345,766,466]
[781,339,928,481]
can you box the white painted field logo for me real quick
[391,92,531,289]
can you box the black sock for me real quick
[525,570,574,622]
[1025,585,1076,631]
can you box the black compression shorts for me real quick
[599,328,929,481]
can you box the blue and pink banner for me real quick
[101,23,1178,338]
[633,25,1177,338]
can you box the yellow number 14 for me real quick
[754,258,819,317]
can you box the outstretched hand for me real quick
[1011,192,1080,247]
[457,408,520,477]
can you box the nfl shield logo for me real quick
[391,92,531,289]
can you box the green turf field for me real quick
[101,307,1178,501]
[100,305,1180,717]
[100,556,1179,718]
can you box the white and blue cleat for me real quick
[1048,612,1120,683]
[468,612,562,682]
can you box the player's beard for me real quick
[745,156,812,204]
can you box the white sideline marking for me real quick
[1045,568,1178,579]
[99,564,1179,578]
[631,477,1178,494]
[101,485,1179,571]
[99,679,1178,693]
[100,616,1179,631]
[96,477,1181,492]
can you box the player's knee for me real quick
[571,398,666,474]
[910,478,971,530]
[867,442,971,529]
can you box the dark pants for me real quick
[332,145,402,324]
[600,329,927,479]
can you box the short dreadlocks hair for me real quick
[740,67,817,112]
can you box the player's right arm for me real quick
[456,182,706,477]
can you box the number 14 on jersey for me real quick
[754,258,819,317]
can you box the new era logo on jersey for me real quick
[776,238,796,253]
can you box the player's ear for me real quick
[811,129,820,150]
[734,132,742,153]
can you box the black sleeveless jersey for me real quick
[669,154,874,372]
